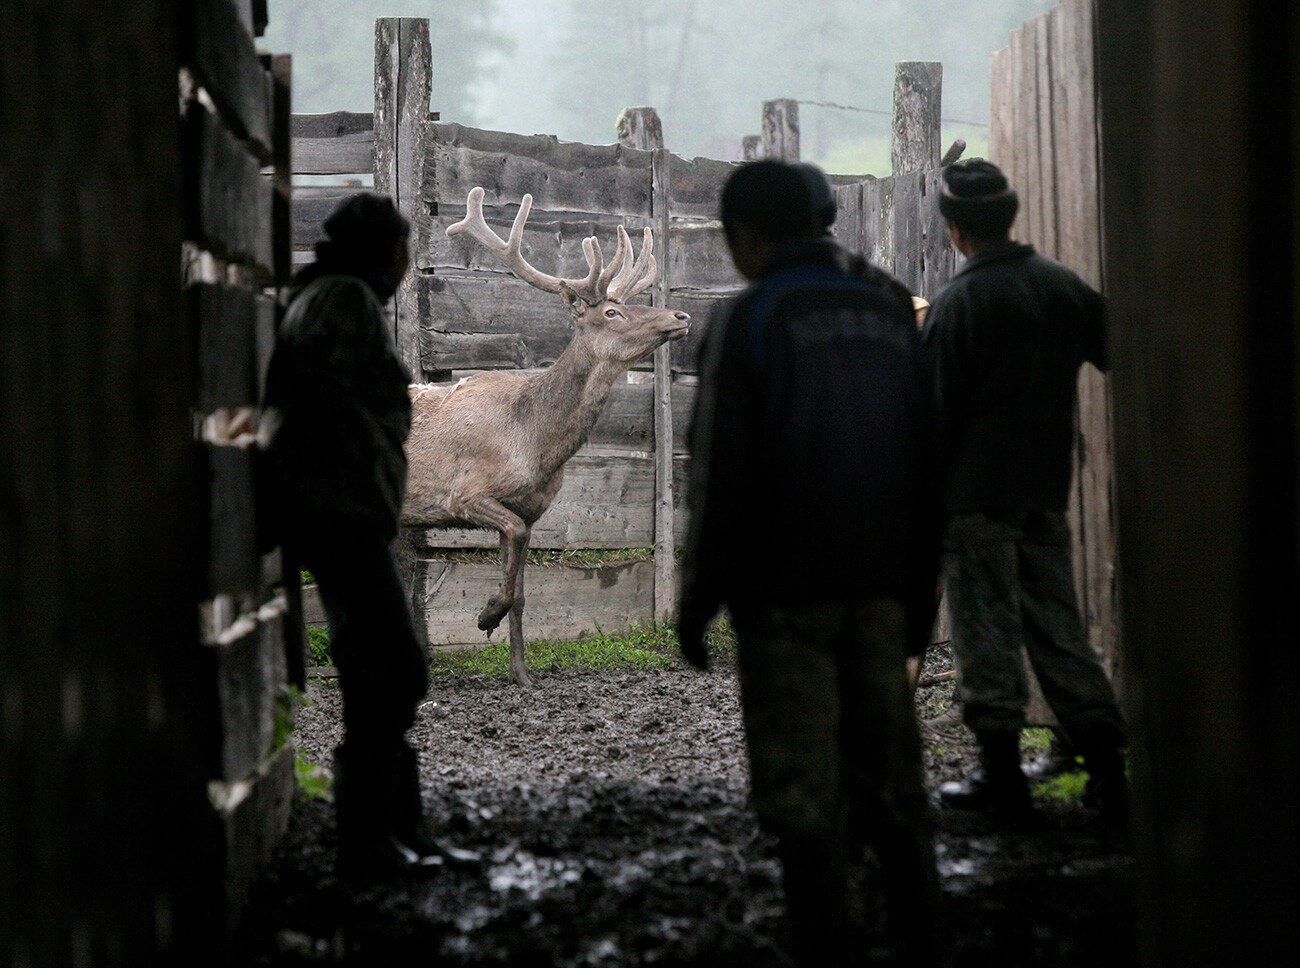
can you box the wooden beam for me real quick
[375,17,433,378]
[762,98,800,161]
[891,61,943,176]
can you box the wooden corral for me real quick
[986,0,1119,721]
[2,0,295,961]
[289,21,962,649]
[183,0,300,927]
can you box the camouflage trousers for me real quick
[943,509,1125,745]
[730,598,940,960]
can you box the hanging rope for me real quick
[796,99,989,128]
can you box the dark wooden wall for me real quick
[1,1,217,963]
[2,1,294,961]
[1094,0,1300,964]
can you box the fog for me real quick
[264,0,1054,176]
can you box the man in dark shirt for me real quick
[263,193,440,881]
[922,159,1128,826]
[679,161,944,967]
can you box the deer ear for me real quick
[559,281,586,320]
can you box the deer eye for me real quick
[604,308,619,318]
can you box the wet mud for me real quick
[237,648,1135,966]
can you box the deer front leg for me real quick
[507,535,531,687]
[458,495,530,634]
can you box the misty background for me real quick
[264,0,1053,176]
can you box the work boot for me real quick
[335,743,441,884]
[939,729,1036,825]
[392,745,481,868]
[1022,730,1081,780]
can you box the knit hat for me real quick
[938,159,1018,238]
[316,192,410,266]
[794,162,837,230]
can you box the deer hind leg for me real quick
[457,496,529,635]
[506,535,531,688]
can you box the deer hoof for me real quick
[477,596,511,632]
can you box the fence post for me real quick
[762,98,800,161]
[741,134,762,160]
[374,17,431,378]
[891,61,943,175]
[618,106,677,623]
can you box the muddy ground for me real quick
[234,645,1135,967]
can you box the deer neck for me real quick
[527,339,625,474]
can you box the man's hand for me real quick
[676,601,712,671]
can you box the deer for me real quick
[401,186,691,687]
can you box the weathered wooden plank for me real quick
[193,283,262,410]
[665,291,730,373]
[186,0,273,159]
[292,132,375,175]
[666,153,740,219]
[890,172,924,294]
[831,181,865,255]
[413,273,572,366]
[426,122,653,218]
[420,558,656,645]
[267,53,293,285]
[864,176,888,268]
[375,17,433,379]
[291,184,368,249]
[291,111,374,138]
[891,61,943,175]
[214,612,288,782]
[988,45,1013,171]
[186,103,274,274]
[217,744,294,924]
[921,168,955,300]
[205,444,259,598]
[1035,13,1059,256]
[669,222,743,292]
[762,98,800,161]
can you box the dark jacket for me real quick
[921,240,1106,514]
[263,271,412,540]
[679,237,940,655]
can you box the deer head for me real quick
[446,187,690,366]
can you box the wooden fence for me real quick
[291,19,960,647]
[182,0,298,927]
[989,0,1120,711]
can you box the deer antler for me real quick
[447,187,599,295]
[607,225,657,302]
[447,187,655,303]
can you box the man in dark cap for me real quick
[263,193,447,882]
[679,160,945,967]
[922,159,1129,827]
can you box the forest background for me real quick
[265,0,1053,176]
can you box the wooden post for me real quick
[891,61,943,175]
[762,98,800,161]
[742,134,762,160]
[374,17,431,378]
[618,107,677,622]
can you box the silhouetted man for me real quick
[263,193,438,882]
[922,159,1129,827]
[678,160,944,967]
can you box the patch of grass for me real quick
[272,684,307,752]
[300,569,315,585]
[1021,727,1055,752]
[307,625,332,666]
[430,621,675,677]
[293,753,333,801]
[1033,769,1089,802]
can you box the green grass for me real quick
[307,625,332,666]
[427,615,738,678]
[1033,769,1089,802]
[293,753,334,801]
[1021,727,1055,752]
